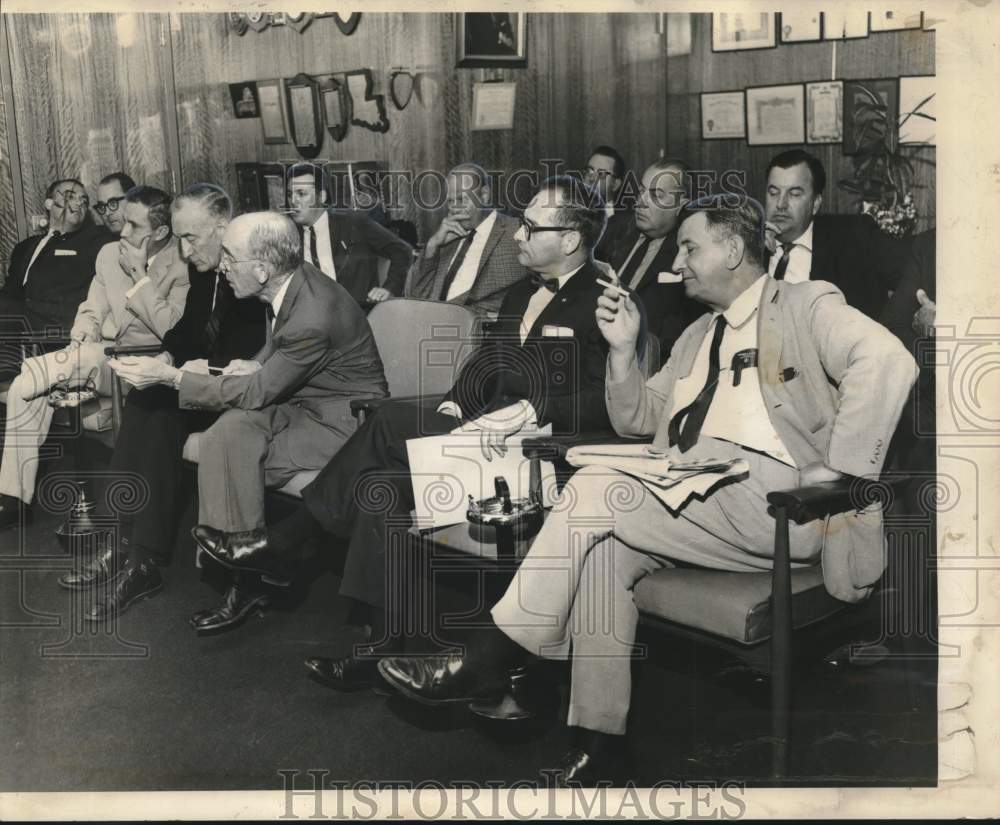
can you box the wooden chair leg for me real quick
[771,504,792,780]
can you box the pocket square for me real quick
[542,325,574,338]
[54,249,77,256]
[657,271,682,283]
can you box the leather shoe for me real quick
[377,652,508,705]
[58,535,123,590]
[84,562,162,622]
[305,647,391,695]
[192,524,291,580]
[547,748,619,788]
[0,494,30,530]
[189,583,271,633]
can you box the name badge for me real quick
[657,271,682,283]
[54,249,77,256]
[541,325,574,338]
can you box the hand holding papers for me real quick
[564,442,749,511]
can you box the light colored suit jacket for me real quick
[70,237,190,346]
[607,276,918,603]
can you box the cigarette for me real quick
[597,278,630,298]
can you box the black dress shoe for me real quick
[84,562,162,622]
[548,748,618,788]
[189,583,271,633]
[305,647,391,694]
[377,652,509,705]
[58,535,123,590]
[192,524,290,579]
[0,494,30,530]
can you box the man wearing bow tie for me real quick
[196,177,613,683]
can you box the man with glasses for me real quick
[0,186,189,529]
[93,172,137,236]
[195,177,613,687]
[584,145,630,262]
[407,162,528,317]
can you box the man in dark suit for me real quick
[604,158,702,369]
[406,163,529,317]
[586,145,631,262]
[197,176,613,684]
[57,183,268,621]
[285,163,413,308]
[764,149,901,320]
[464,12,516,56]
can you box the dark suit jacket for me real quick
[443,259,612,435]
[162,264,267,368]
[801,215,904,321]
[607,224,703,369]
[178,262,388,467]
[0,222,112,333]
[407,211,530,317]
[595,207,634,263]
[303,210,413,307]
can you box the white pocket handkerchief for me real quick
[54,249,77,256]
[657,270,682,283]
[542,325,574,338]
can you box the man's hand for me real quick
[221,359,262,376]
[118,235,149,281]
[797,462,844,486]
[180,358,211,375]
[68,331,88,347]
[458,401,536,461]
[763,221,780,256]
[425,216,468,257]
[596,287,641,358]
[366,287,392,303]
[108,355,180,390]
[912,289,936,337]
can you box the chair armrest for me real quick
[103,344,163,357]
[767,475,910,524]
[521,432,637,462]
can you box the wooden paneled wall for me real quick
[665,14,936,230]
[0,11,935,263]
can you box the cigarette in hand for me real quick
[597,278,630,298]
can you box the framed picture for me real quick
[823,10,870,40]
[899,75,936,145]
[234,162,264,213]
[228,81,260,119]
[712,13,776,52]
[284,73,323,159]
[779,10,822,43]
[456,12,527,67]
[806,81,844,143]
[843,78,899,154]
[320,76,350,142]
[471,82,517,131]
[261,164,287,211]
[256,79,288,144]
[700,91,746,139]
[745,84,805,145]
[870,10,923,31]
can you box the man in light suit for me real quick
[0,185,189,528]
[406,163,529,317]
[285,163,413,308]
[764,149,902,320]
[377,196,918,785]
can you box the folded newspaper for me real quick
[564,442,749,510]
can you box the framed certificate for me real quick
[746,84,805,146]
[779,10,822,43]
[712,13,776,52]
[806,81,844,144]
[284,73,323,159]
[700,91,746,140]
[257,79,288,144]
[471,82,517,131]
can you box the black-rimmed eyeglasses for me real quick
[518,218,576,241]
[94,196,125,216]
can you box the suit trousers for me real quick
[490,437,824,736]
[302,400,458,609]
[0,343,108,503]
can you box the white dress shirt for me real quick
[443,209,498,301]
[617,234,669,289]
[669,275,796,466]
[304,212,337,281]
[767,221,814,283]
[268,271,294,330]
[519,264,582,344]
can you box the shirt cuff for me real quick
[171,368,184,391]
[125,275,151,300]
[520,399,538,425]
[436,401,462,419]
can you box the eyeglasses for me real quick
[94,196,125,216]
[219,250,259,268]
[518,218,576,241]
[584,166,616,179]
[52,190,90,208]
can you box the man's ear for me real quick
[152,223,170,243]
[561,228,583,256]
[255,262,269,285]
[44,198,55,211]
[726,234,744,270]
[812,193,823,217]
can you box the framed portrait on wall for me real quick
[700,91,746,139]
[806,81,843,143]
[456,12,527,67]
[257,79,288,144]
[779,10,822,43]
[228,81,260,119]
[711,13,776,52]
[843,78,899,154]
[746,84,805,145]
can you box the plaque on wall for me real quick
[332,13,361,35]
[257,79,288,144]
[235,163,264,213]
[229,81,260,119]
[320,76,351,142]
[345,69,390,133]
[389,70,415,111]
[284,73,324,159]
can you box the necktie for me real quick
[303,225,319,267]
[772,242,796,281]
[617,236,652,290]
[265,303,276,326]
[203,272,230,354]
[667,315,727,452]
[438,228,477,300]
[530,273,559,293]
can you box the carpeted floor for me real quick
[0,448,937,792]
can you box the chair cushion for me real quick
[181,432,318,498]
[634,565,846,646]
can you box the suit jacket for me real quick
[797,215,904,321]
[407,212,530,317]
[162,265,267,369]
[0,222,112,332]
[607,224,703,369]
[70,237,189,346]
[443,259,612,435]
[178,262,388,466]
[880,229,935,352]
[595,207,634,263]
[304,209,413,306]
[607,277,917,603]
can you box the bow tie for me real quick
[530,273,559,293]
